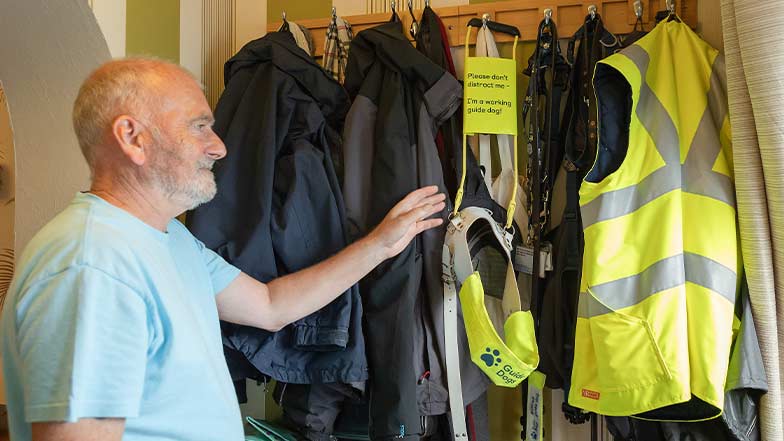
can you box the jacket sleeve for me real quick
[270,130,353,350]
[188,63,293,283]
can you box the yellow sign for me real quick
[463,56,517,135]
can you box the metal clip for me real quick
[449,213,465,231]
[503,227,515,251]
[634,0,643,18]
[481,13,490,29]
[588,4,597,20]
[544,8,553,25]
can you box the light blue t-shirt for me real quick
[2,193,244,440]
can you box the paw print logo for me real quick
[481,348,502,367]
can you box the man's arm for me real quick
[216,186,446,331]
[32,419,125,441]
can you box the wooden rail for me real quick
[268,0,697,57]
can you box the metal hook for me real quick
[332,6,337,20]
[391,0,396,13]
[634,0,643,18]
[481,13,490,29]
[544,8,552,24]
[425,0,430,7]
[666,0,675,13]
[588,4,597,19]
[282,10,287,21]
[408,0,413,11]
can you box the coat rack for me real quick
[268,0,696,57]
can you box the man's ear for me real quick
[111,115,148,166]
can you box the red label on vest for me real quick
[582,389,600,400]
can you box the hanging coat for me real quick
[342,21,491,440]
[287,22,315,56]
[188,31,367,386]
[414,7,505,222]
[323,17,353,84]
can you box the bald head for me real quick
[72,58,199,169]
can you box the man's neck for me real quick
[90,174,180,232]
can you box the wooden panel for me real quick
[441,14,461,44]
[265,0,697,56]
[603,1,629,29]
[496,9,541,41]
[557,4,588,36]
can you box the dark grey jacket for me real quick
[342,21,489,441]
[188,31,367,385]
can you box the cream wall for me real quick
[90,0,127,58]
[0,0,109,406]
[0,1,109,252]
[236,0,268,52]
[181,0,204,82]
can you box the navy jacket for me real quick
[188,31,367,385]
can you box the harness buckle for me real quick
[449,213,465,232]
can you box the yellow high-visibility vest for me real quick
[568,19,739,421]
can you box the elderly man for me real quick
[1,58,445,441]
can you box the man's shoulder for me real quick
[14,198,147,293]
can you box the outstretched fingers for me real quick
[414,217,444,235]
[402,201,446,226]
[389,186,441,217]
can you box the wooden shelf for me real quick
[267,0,696,57]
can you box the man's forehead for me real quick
[149,72,209,112]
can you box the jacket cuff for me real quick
[294,324,349,350]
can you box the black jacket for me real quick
[188,31,367,385]
[342,21,474,440]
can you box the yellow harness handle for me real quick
[454,25,519,231]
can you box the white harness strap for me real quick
[442,207,515,441]
[442,244,468,441]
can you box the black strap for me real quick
[525,17,568,331]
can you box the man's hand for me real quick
[217,186,446,331]
[367,185,447,260]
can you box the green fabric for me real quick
[245,417,297,441]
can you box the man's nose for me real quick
[206,129,227,160]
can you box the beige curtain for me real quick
[721,1,784,440]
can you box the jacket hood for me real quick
[344,21,444,100]
[225,31,349,124]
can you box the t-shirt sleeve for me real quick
[196,239,241,295]
[15,265,150,422]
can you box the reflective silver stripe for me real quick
[581,48,734,229]
[578,252,736,318]
[580,165,680,229]
[589,254,685,311]
[683,54,736,207]
[683,253,737,304]
[625,45,681,166]
[577,292,612,318]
